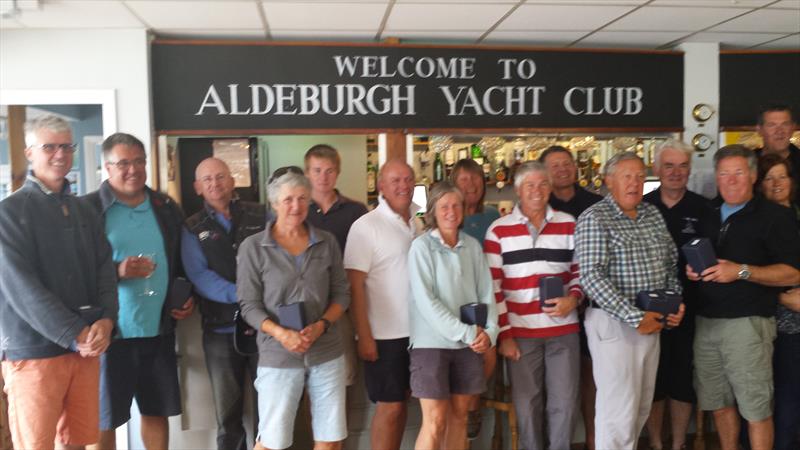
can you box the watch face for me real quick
[692,103,714,122]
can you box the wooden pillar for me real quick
[7,105,28,192]
[0,374,9,450]
[385,130,407,163]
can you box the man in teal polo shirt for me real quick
[85,133,194,450]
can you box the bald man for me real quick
[344,160,423,450]
[181,158,267,450]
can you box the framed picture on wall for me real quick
[212,138,251,188]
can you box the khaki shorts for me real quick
[694,316,776,421]
[2,352,100,449]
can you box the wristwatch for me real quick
[319,318,332,334]
[737,264,751,281]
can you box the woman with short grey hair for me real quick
[237,166,350,450]
[408,181,499,450]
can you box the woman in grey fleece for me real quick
[236,168,350,450]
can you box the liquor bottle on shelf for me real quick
[433,151,444,183]
[494,156,509,187]
[470,143,484,165]
[367,158,378,195]
[481,148,493,182]
[511,147,524,184]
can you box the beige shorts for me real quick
[694,315,776,421]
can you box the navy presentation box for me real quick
[460,303,488,328]
[681,237,717,274]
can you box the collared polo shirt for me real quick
[105,195,168,338]
[462,206,500,245]
[643,188,708,314]
[307,191,368,252]
[343,196,422,340]
[548,183,603,221]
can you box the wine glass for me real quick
[138,253,157,296]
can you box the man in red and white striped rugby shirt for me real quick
[484,161,584,450]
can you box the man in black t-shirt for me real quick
[689,145,800,450]
[643,139,708,450]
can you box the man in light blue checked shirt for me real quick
[575,152,685,450]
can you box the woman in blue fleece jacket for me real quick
[408,181,499,450]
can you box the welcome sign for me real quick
[152,41,683,132]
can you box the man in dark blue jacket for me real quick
[0,115,118,450]
[85,133,194,450]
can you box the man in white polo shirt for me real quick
[344,159,421,450]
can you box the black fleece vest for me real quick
[185,200,266,329]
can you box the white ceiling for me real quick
[0,0,798,50]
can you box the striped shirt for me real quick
[575,195,681,328]
[485,205,583,341]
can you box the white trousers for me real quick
[585,307,660,450]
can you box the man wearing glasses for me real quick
[85,132,194,450]
[0,115,118,450]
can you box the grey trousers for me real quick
[507,333,580,450]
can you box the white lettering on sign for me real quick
[332,55,476,79]
[439,86,545,116]
[497,58,537,80]
[196,84,416,116]
[563,87,643,116]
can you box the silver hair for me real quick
[653,138,694,169]
[266,171,311,205]
[424,181,464,230]
[513,161,549,189]
[713,144,757,173]
[602,151,644,177]
[24,115,72,147]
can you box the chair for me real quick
[481,355,519,450]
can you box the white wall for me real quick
[0,28,152,177]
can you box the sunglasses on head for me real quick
[268,165,304,184]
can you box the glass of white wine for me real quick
[138,253,157,296]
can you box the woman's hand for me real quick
[299,321,326,346]
[498,337,521,361]
[470,326,491,354]
[275,327,311,354]
[779,288,800,312]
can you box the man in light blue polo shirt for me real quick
[85,133,194,450]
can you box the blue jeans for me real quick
[254,356,347,450]
[203,331,258,450]
[774,332,800,450]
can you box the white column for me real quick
[679,42,720,198]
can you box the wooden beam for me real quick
[7,106,27,193]
[384,130,406,163]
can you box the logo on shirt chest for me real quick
[198,230,222,241]
[681,217,699,235]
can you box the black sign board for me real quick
[152,42,683,132]
[719,52,800,129]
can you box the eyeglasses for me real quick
[268,165,304,184]
[107,158,147,170]
[30,143,78,154]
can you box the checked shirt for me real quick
[575,195,681,328]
